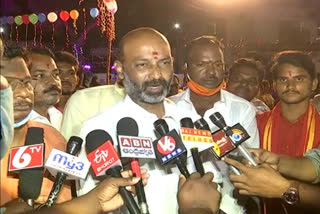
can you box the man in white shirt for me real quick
[78,28,245,214]
[170,36,259,149]
[27,48,63,130]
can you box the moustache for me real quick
[43,85,62,94]
[283,90,300,95]
[142,79,169,90]
[61,81,72,86]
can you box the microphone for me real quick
[117,117,150,214]
[42,136,84,208]
[195,118,241,175]
[209,112,258,167]
[18,127,45,207]
[8,131,45,172]
[153,119,190,178]
[86,129,141,214]
[180,117,205,176]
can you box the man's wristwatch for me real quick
[281,181,300,205]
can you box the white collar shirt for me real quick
[29,106,63,131]
[170,89,259,149]
[77,95,246,214]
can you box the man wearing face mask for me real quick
[0,47,71,210]
[27,48,63,130]
[169,36,260,213]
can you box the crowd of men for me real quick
[1,26,320,214]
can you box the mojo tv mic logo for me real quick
[8,143,44,172]
[154,134,184,165]
[118,135,156,159]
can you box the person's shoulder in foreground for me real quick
[61,83,125,139]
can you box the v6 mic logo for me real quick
[8,143,44,171]
[157,136,176,155]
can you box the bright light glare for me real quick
[174,23,180,29]
[0,27,4,33]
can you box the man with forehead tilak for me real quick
[77,28,224,214]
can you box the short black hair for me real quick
[4,45,28,62]
[54,51,80,73]
[229,58,264,82]
[28,47,55,59]
[184,36,224,63]
[271,51,316,80]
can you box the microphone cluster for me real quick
[6,112,256,214]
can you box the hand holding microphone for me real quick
[85,129,141,214]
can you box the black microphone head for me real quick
[194,118,211,131]
[25,127,44,145]
[85,129,113,154]
[19,127,44,201]
[66,136,83,156]
[209,112,227,129]
[19,168,43,201]
[180,117,194,128]
[154,119,169,136]
[117,117,139,136]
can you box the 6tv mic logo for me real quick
[8,143,44,171]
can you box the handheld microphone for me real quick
[18,127,45,207]
[180,117,205,176]
[86,129,141,214]
[43,136,84,208]
[194,118,241,175]
[209,112,258,167]
[117,117,150,214]
[153,119,190,178]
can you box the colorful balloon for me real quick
[22,15,30,24]
[70,10,79,20]
[103,0,118,14]
[47,12,58,23]
[90,8,99,18]
[38,13,46,23]
[59,11,70,22]
[29,13,38,24]
[0,17,6,25]
[14,15,23,26]
[7,16,14,25]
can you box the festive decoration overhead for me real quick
[7,16,14,25]
[14,16,23,25]
[103,0,118,14]
[29,14,38,24]
[22,15,30,25]
[70,10,79,20]
[90,8,99,18]
[60,11,70,22]
[47,12,58,23]
[38,13,46,23]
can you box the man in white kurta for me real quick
[77,28,246,214]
